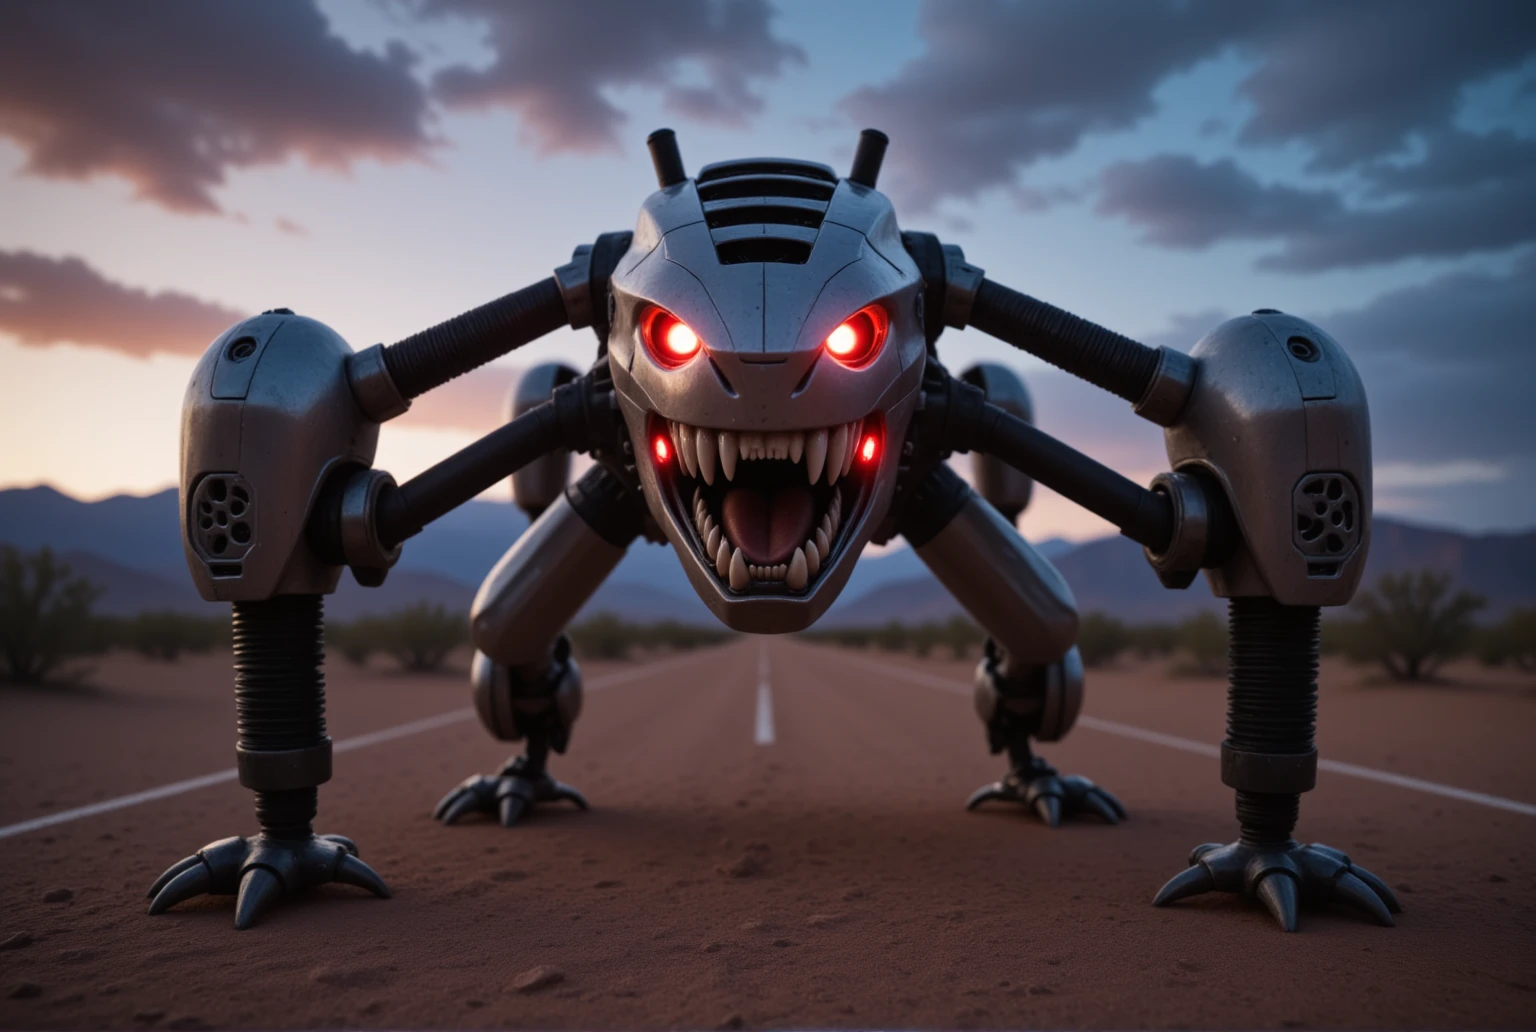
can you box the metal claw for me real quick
[320,834,358,855]
[147,861,212,915]
[1032,794,1062,828]
[1333,871,1394,926]
[335,853,392,899]
[1082,790,1120,825]
[964,782,1011,810]
[1346,863,1402,914]
[1255,872,1299,932]
[552,781,590,810]
[146,854,201,899]
[1153,862,1215,906]
[1096,786,1128,821]
[498,792,529,827]
[438,791,481,826]
[1189,842,1223,864]
[233,866,282,930]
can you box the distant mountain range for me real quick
[2,485,1531,626]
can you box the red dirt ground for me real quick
[1,641,1533,1030]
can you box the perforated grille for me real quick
[191,473,255,573]
[694,158,837,265]
[1292,472,1360,560]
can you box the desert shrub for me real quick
[1175,611,1227,676]
[328,604,467,672]
[1126,622,1178,658]
[1076,612,1131,667]
[0,546,104,684]
[1478,608,1536,672]
[117,611,227,661]
[567,613,735,660]
[1347,570,1485,681]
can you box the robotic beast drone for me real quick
[149,129,1395,933]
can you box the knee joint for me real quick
[973,638,1084,745]
[472,634,584,752]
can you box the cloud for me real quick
[0,250,245,357]
[426,0,804,152]
[1096,149,1536,270]
[0,0,434,213]
[841,0,1536,270]
[841,0,1260,211]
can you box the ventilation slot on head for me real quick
[695,158,837,265]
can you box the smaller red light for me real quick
[653,435,670,464]
[859,433,878,464]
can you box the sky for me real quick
[0,0,1533,541]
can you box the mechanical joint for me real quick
[472,637,584,751]
[554,244,595,330]
[1132,346,1196,426]
[346,343,411,422]
[941,244,984,329]
[1143,470,1209,590]
[338,468,403,574]
[235,740,333,792]
[1220,742,1318,795]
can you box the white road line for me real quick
[0,649,717,842]
[822,650,1536,818]
[755,643,775,745]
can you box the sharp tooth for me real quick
[789,431,804,464]
[804,538,820,576]
[729,547,749,591]
[679,423,699,477]
[843,421,858,477]
[766,431,789,460]
[715,537,730,577]
[826,424,849,486]
[806,428,828,483]
[706,526,720,555]
[819,514,832,540]
[719,432,738,480]
[696,429,717,485]
[670,421,682,466]
[815,527,830,558]
[787,548,808,590]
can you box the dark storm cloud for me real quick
[0,0,433,214]
[0,250,246,357]
[1031,253,1536,480]
[1096,149,1536,271]
[845,0,1536,270]
[426,0,804,152]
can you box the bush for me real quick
[1348,570,1486,681]
[1127,622,1178,658]
[116,611,227,660]
[1476,607,1535,672]
[567,613,735,660]
[1175,611,1227,677]
[799,616,981,659]
[1077,612,1131,667]
[0,546,104,684]
[328,604,468,672]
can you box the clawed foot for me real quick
[433,757,589,827]
[965,761,1127,827]
[1154,840,1401,932]
[146,833,389,930]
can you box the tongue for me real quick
[721,484,814,566]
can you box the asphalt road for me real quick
[1,640,1532,1030]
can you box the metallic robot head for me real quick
[607,134,926,633]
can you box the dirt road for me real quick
[1,641,1532,1029]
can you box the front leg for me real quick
[434,466,641,827]
[898,464,1123,827]
[147,596,389,928]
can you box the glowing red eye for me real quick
[641,306,703,367]
[654,435,670,464]
[859,433,878,464]
[824,305,887,368]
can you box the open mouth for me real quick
[652,417,880,595]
